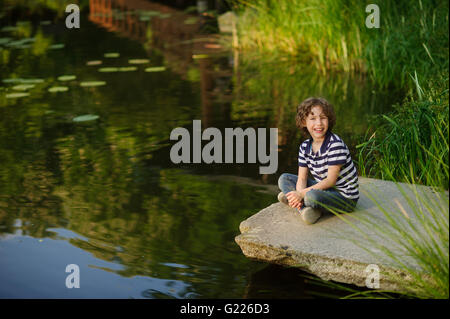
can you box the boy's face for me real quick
[302,105,329,141]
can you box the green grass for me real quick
[231,0,366,72]
[356,71,449,189]
[230,0,449,89]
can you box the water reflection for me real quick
[0,1,400,298]
[86,0,402,180]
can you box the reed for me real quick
[231,0,365,72]
[356,71,449,189]
[306,179,449,299]
[230,0,449,89]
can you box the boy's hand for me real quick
[286,191,303,209]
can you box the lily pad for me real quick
[49,44,65,49]
[40,21,52,25]
[145,66,166,72]
[98,67,119,72]
[12,84,35,91]
[192,54,210,59]
[184,17,198,24]
[6,92,29,98]
[104,52,120,58]
[20,78,45,84]
[17,44,31,49]
[16,21,31,26]
[6,40,26,47]
[48,86,69,93]
[20,37,36,44]
[1,26,18,32]
[128,59,149,64]
[80,81,106,87]
[138,10,161,17]
[2,78,23,84]
[3,78,44,84]
[87,60,102,66]
[0,38,11,45]
[184,6,198,14]
[73,114,100,122]
[57,75,77,81]
[118,66,137,72]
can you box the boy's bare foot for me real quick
[300,207,322,225]
[277,192,289,205]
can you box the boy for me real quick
[278,97,359,224]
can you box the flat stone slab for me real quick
[235,177,448,292]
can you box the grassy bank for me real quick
[357,71,449,190]
[231,0,448,88]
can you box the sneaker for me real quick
[300,207,322,225]
[277,192,289,205]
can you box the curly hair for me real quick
[296,97,336,137]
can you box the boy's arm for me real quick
[285,166,308,208]
[298,164,342,198]
[296,166,308,192]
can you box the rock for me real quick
[235,177,448,292]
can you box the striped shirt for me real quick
[298,131,359,200]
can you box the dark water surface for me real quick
[0,2,400,298]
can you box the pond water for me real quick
[0,1,402,298]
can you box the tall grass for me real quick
[231,0,366,72]
[357,71,449,189]
[364,0,449,88]
[230,0,449,88]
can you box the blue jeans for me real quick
[278,173,357,213]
